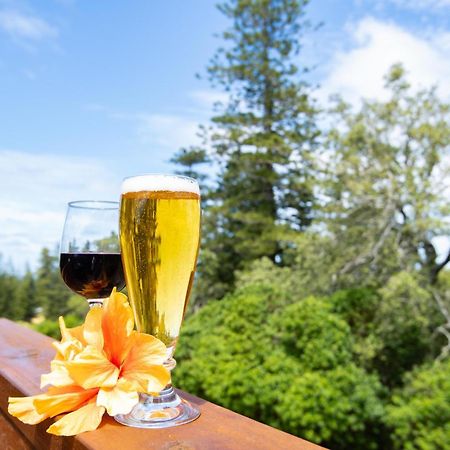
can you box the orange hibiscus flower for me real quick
[8,288,170,436]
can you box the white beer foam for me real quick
[122,174,200,195]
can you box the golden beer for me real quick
[120,176,200,351]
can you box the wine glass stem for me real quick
[88,299,103,308]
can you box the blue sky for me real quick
[1,0,449,271]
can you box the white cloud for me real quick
[104,108,203,153]
[188,90,229,110]
[85,89,226,157]
[121,92,226,151]
[319,17,450,104]
[84,100,206,154]
[136,114,201,150]
[0,150,118,272]
[0,9,57,41]
[138,88,232,152]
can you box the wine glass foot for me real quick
[114,387,200,429]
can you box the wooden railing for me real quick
[0,318,326,449]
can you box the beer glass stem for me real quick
[114,356,200,427]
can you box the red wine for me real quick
[60,253,125,299]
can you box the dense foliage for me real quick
[0,248,87,338]
[175,266,449,449]
[2,0,449,448]
[175,285,386,450]
[386,360,450,450]
[171,1,450,449]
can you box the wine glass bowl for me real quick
[59,201,125,307]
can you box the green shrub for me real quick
[386,360,450,450]
[175,285,384,449]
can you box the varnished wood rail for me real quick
[0,318,326,450]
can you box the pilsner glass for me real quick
[115,174,201,428]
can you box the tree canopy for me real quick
[172,0,318,306]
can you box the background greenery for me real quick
[1,1,449,449]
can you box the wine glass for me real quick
[115,174,201,428]
[59,201,125,308]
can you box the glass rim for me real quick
[121,173,198,184]
[68,200,119,210]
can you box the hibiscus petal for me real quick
[124,332,168,367]
[41,360,74,388]
[97,379,139,416]
[126,365,171,394]
[66,325,86,345]
[121,333,170,393]
[8,395,49,425]
[102,288,134,367]
[34,386,98,417]
[46,402,105,436]
[53,338,83,361]
[59,316,70,341]
[66,345,119,389]
[83,306,104,350]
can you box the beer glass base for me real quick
[114,387,200,429]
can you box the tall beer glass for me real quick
[115,174,201,428]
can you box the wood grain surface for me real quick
[0,318,326,450]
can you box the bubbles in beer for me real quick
[120,175,201,351]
